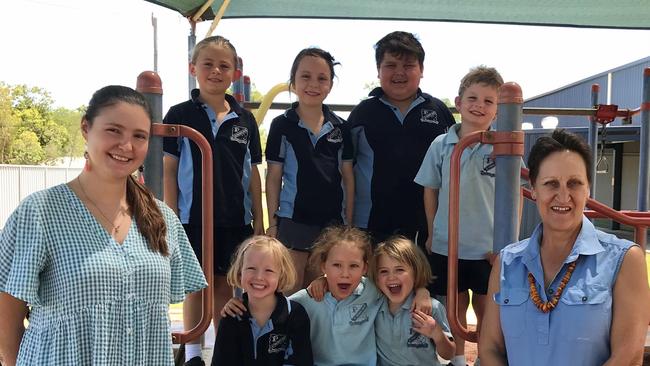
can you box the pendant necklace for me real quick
[77,176,125,235]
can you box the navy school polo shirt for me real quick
[213,292,313,366]
[349,87,456,233]
[163,90,262,227]
[265,103,353,226]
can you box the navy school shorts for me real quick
[276,217,330,252]
[428,252,492,296]
[182,224,254,275]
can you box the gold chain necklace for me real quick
[77,176,125,235]
[528,260,577,313]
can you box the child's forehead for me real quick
[243,246,276,261]
[381,52,419,63]
[197,44,235,59]
[327,241,365,259]
[465,82,499,95]
[376,253,408,267]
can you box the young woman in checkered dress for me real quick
[0,85,206,365]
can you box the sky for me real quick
[2,0,650,128]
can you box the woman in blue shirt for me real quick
[479,129,650,366]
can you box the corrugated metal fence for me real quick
[0,164,82,229]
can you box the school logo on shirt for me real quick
[407,329,430,348]
[481,154,496,177]
[268,333,288,354]
[326,127,343,143]
[349,303,369,325]
[230,126,249,144]
[420,109,439,124]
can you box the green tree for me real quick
[8,130,45,164]
[52,106,85,158]
[0,82,83,165]
[0,86,18,163]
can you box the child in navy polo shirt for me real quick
[212,236,312,366]
[349,31,456,247]
[414,66,520,366]
[163,35,263,366]
[265,48,354,294]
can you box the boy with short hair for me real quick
[414,65,516,366]
[349,31,456,246]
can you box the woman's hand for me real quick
[220,297,247,318]
[306,276,328,301]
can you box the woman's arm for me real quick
[265,163,283,238]
[163,155,179,215]
[341,161,354,224]
[603,246,650,366]
[0,293,28,366]
[478,256,508,366]
[249,165,264,235]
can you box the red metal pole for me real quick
[152,123,214,344]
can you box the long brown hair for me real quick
[85,85,168,256]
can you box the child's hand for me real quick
[411,309,438,339]
[220,297,246,318]
[411,287,432,315]
[265,225,278,238]
[306,276,328,302]
[424,235,433,254]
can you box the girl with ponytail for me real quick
[0,85,206,365]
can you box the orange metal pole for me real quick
[447,130,524,343]
[152,124,214,344]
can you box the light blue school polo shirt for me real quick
[289,277,382,366]
[496,216,635,366]
[375,294,451,366]
[414,124,497,259]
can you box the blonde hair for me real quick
[372,236,433,289]
[457,65,504,98]
[226,236,297,293]
[309,226,372,275]
[190,35,238,67]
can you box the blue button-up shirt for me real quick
[496,216,635,365]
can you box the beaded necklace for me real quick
[528,260,577,313]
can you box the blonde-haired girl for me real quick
[212,236,312,365]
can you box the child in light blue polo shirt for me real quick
[221,226,433,366]
[414,66,518,366]
[373,236,455,366]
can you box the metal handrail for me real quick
[152,123,214,344]
[447,130,525,343]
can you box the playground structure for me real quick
[132,0,650,360]
[135,63,650,349]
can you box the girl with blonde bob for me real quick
[212,236,312,365]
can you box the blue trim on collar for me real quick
[283,102,342,126]
[190,89,244,115]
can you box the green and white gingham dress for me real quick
[0,184,207,365]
